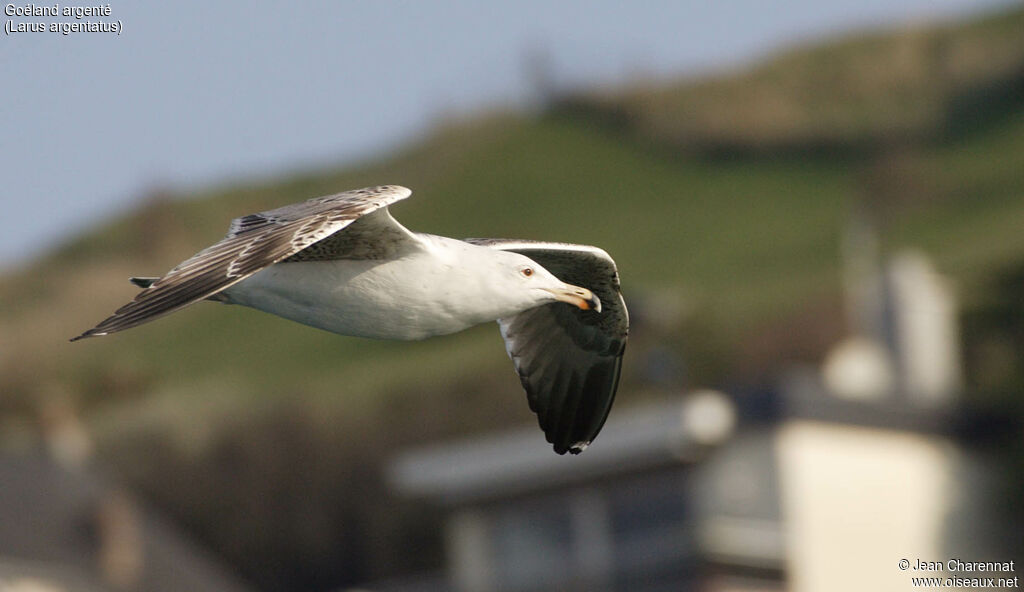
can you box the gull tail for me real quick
[129,276,158,289]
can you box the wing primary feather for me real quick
[590,358,624,437]
[570,362,620,452]
[537,366,572,436]
[551,371,585,454]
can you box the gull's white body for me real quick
[225,234,547,340]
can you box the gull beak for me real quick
[545,285,602,313]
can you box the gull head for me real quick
[485,250,602,317]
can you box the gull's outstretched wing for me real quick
[72,185,415,341]
[465,239,629,454]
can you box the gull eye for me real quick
[520,267,534,278]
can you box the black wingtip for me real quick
[69,330,100,342]
[551,440,590,455]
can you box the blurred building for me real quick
[0,447,252,592]
[374,250,1014,592]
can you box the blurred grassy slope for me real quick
[575,6,1024,151]
[3,106,1023,425]
[1,9,1023,432]
[1,117,852,412]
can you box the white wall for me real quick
[776,421,954,592]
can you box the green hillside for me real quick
[2,5,1024,590]
[571,6,1024,151]
[7,103,1024,416]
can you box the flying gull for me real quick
[72,185,628,454]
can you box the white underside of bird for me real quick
[224,234,598,341]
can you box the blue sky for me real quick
[0,0,1010,269]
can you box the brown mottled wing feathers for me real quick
[71,185,413,341]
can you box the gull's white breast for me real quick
[222,239,508,340]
